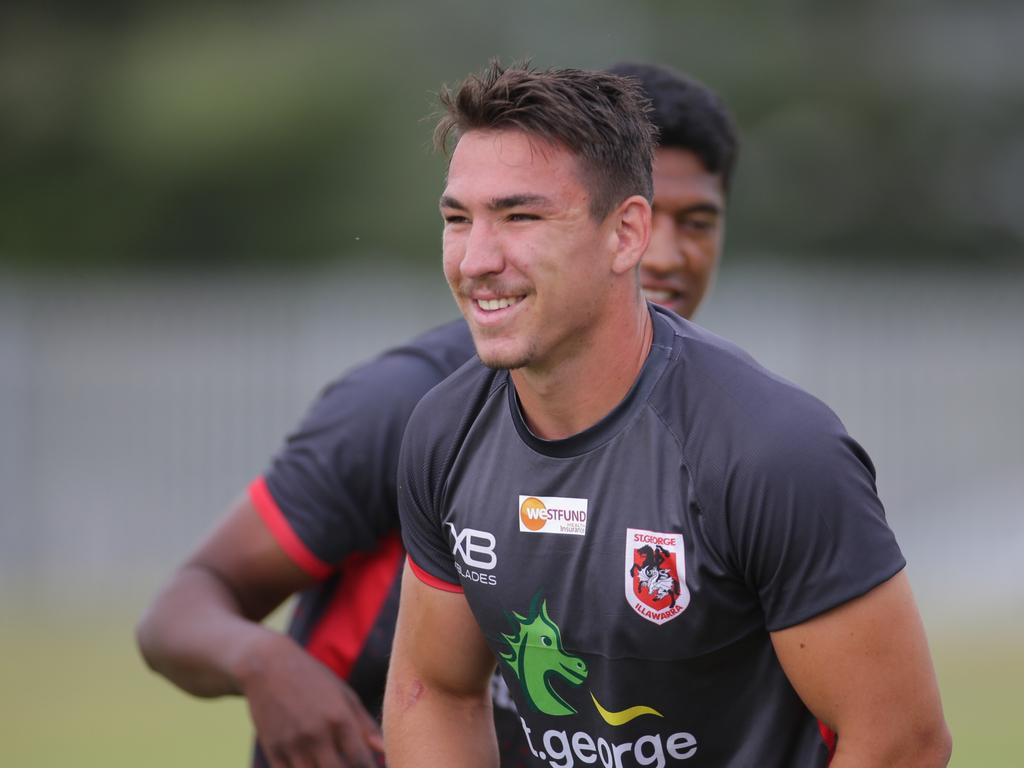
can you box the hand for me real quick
[239,631,385,768]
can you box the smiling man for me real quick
[383,62,950,768]
[134,62,741,768]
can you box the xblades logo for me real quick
[447,523,497,586]
[447,523,496,568]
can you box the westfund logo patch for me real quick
[519,496,588,536]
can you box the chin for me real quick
[471,337,534,371]
[476,350,530,371]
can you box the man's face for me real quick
[441,129,619,371]
[641,147,726,319]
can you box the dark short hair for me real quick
[607,62,739,192]
[434,60,656,219]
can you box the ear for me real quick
[608,195,651,276]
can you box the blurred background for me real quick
[1,1,1021,765]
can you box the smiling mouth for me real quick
[642,288,683,305]
[476,296,523,311]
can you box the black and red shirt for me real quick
[250,319,531,766]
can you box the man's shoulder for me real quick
[404,355,502,451]
[314,318,473,402]
[414,352,501,422]
[279,318,474,452]
[262,319,476,558]
[653,308,847,459]
[375,317,475,379]
[398,356,502,509]
[652,311,882,555]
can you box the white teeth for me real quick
[477,297,521,311]
[643,289,674,302]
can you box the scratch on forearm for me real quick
[400,679,425,712]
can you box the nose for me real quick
[459,220,505,279]
[643,213,686,275]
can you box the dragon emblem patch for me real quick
[499,592,667,725]
[625,528,690,624]
[499,594,588,715]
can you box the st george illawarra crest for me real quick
[624,528,690,625]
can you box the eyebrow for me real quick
[439,193,554,211]
[662,202,722,217]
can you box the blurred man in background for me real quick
[135,62,737,768]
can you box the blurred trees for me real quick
[1,1,1021,270]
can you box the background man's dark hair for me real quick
[434,59,657,219]
[608,62,739,193]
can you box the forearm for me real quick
[383,564,500,767]
[136,564,285,698]
[383,674,497,768]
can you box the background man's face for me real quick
[641,147,725,319]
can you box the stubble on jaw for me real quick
[471,331,537,371]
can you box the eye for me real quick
[677,215,716,234]
[541,635,552,646]
[443,214,469,226]
[507,213,540,223]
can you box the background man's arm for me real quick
[771,570,952,767]
[136,493,382,768]
[383,563,498,768]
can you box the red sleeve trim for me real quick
[408,555,463,593]
[306,532,405,680]
[249,476,333,581]
[819,720,837,763]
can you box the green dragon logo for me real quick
[500,594,666,725]
[499,594,588,716]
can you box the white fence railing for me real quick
[1,263,1021,621]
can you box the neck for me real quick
[511,298,653,441]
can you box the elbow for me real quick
[134,604,167,674]
[835,712,954,765]
[134,564,209,678]
[916,719,953,767]
[901,709,953,767]
[842,717,953,767]
[134,600,213,697]
[135,580,190,681]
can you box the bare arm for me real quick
[383,563,499,768]
[136,492,309,695]
[771,570,951,767]
[136,493,382,768]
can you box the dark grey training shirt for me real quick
[253,318,533,767]
[399,304,905,768]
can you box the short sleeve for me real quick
[723,409,906,631]
[397,393,464,592]
[259,350,463,573]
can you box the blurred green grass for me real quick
[0,610,251,767]
[0,610,1019,766]
[929,623,1022,766]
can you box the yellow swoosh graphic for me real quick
[590,692,664,725]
